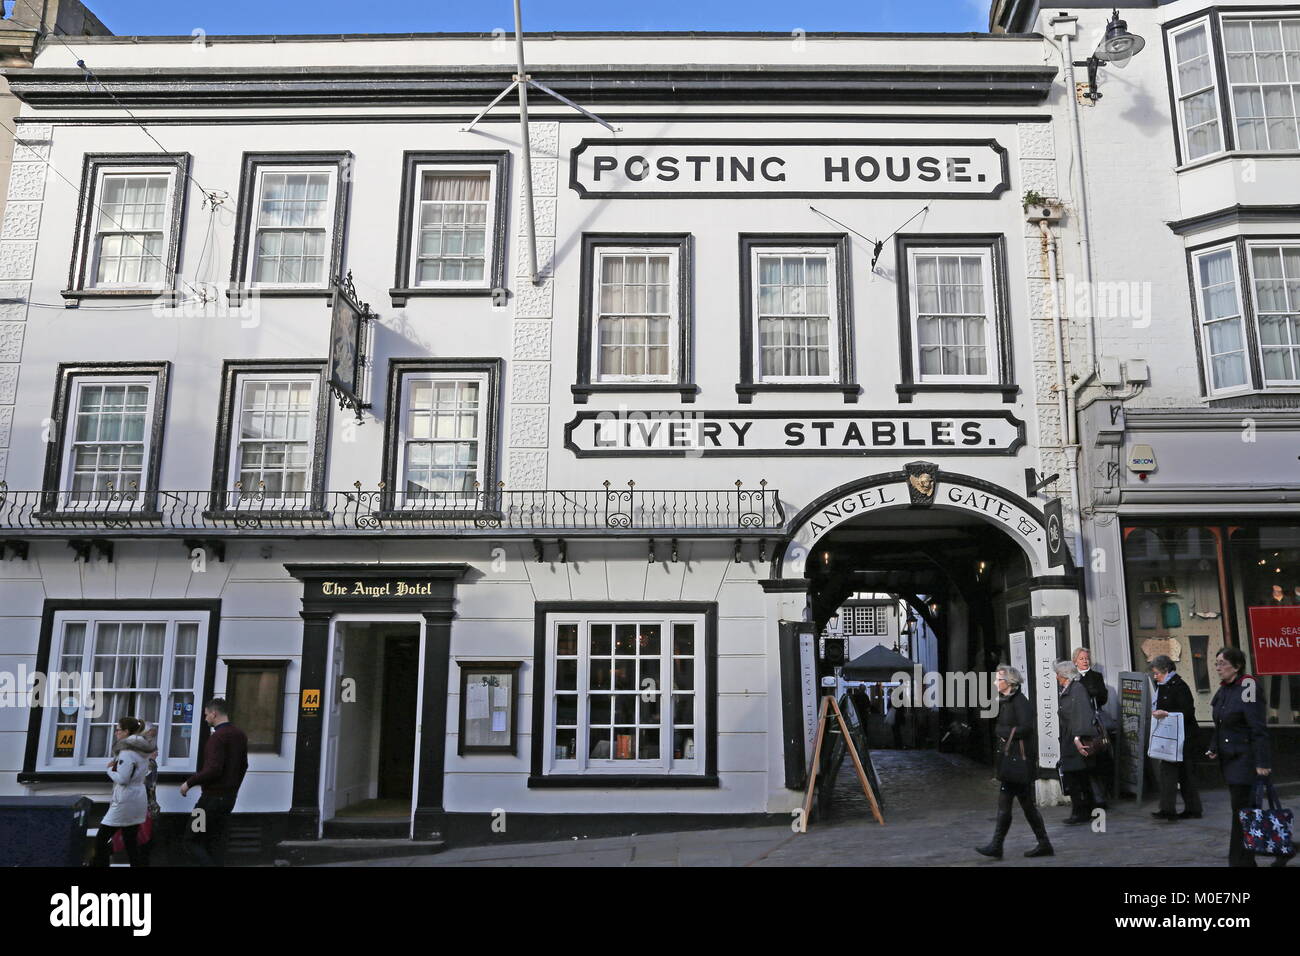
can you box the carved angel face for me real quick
[908,473,935,497]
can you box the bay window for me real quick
[1193,245,1250,393]
[1191,239,1300,395]
[1249,243,1300,384]
[1170,21,1225,161]
[1224,17,1300,151]
[1165,11,1300,162]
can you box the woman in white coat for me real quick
[91,716,154,867]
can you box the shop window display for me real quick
[1121,526,1228,722]
[1228,525,1300,726]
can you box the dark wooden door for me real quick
[377,632,419,800]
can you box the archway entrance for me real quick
[768,465,1083,822]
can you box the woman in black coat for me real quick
[1208,646,1278,867]
[1056,661,1099,825]
[975,665,1053,859]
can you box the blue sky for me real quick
[72,1,990,36]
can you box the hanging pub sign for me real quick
[570,138,1010,199]
[328,271,370,422]
[564,409,1025,457]
[1043,497,1066,568]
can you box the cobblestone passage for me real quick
[325,750,1296,867]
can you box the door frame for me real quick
[320,613,426,838]
[285,563,468,841]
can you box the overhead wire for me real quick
[8,1,228,208]
[0,113,210,307]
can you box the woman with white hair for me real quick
[1056,660,1099,825]
[975,664,1054,859]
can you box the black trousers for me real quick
[1157,759,1203,816]
[91,823,143,867]
[1227,783,1258,868]
[992,780,1049,846]
[1063,769,1095,819]
[185,792,237,867]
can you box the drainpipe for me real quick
[1051,14,1102,609]
[1041,220,1084,568]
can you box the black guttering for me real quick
[3,64,1059,108]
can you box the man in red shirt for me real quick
[180,698,248,866]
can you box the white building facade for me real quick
[0,29,1091,853]
[990,0,1300,780]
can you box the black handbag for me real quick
[998,727,1031,785]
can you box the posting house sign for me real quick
[570,138,1010,199]
[564,410,1025,457]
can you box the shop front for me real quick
[1081,402,1300,774]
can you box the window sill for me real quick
[61,289,176,309]
[202,508,330,522]
[1205,390,1300,409]
[1175,150,1300,175]
[572,383,699,404]
[376,509,505,522]
[390,286,505,307]
[18,771,193,784]
[226,287,335,304]
[735,383,860,404]
[896,383,1019,404]
[528,774,719,789]
[33,508,162,523]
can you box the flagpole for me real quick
[514,0,540,285]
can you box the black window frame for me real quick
[19,599,222,784]
[573,232,697,404]
[737,233,858,404]
[1162,4,1300,167]
[390,150,511,307]
[894,233,1018,404]
[223,658,290,755]
[381,357,503,518]
[62,152,191,306]
[228,151,353,301]
[456,660,522,756]
[39,361,171,517]
[207,359,331,516]
[529,601,719,789]
[1187,232,1300,403]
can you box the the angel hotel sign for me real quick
[570,138,1010,199]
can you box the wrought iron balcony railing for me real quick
[0,481,785,537]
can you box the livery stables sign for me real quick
[564,410,1025,457]
[570,138,1010,199]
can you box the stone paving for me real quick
[326,749,1298,867]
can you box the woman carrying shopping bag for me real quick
[1208,646,1288,867]
[90,716,154,867]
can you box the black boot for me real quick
[976,808,1012,859]
[1023,799,1054,857]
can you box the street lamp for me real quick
[1085,8,1146,102]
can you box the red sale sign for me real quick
[1247,606,1300,675]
